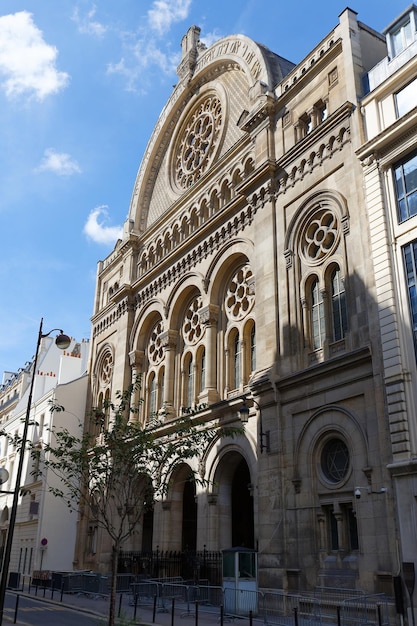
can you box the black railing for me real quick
[118,549,222,586]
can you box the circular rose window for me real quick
[300,208,340,265]
[148,320,164,365]
[100,352,113,385]
[225,265,255,321]
[174,95,222,190]
[320,438,350,484]
[183,296,204,345]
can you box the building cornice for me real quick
[357,107,417,164]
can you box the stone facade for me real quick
[81,7,412,601]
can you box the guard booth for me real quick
[222,547,258,616]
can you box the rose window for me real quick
[175,96,222,189]
[301,209,339,264]
[100,353,113,385]
[321,438,350,484]
[183,296,204,345]
[225,265,255,321]
[148,320,164,365]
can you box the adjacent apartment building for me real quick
[358,2,417,599]
[0,334,89,580]
[71,2,417,612]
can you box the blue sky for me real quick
[0,0,408,375]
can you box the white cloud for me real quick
[107,0,190,92]
[36,149,81,176]
[107,37,178,92]
[148,0,192,36]
[71,5,108,38]
[201,30,222,49]
[83,206,123,245]
[0,11,69,100]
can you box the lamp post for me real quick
[0,318,70,623]
[238,397,270,453]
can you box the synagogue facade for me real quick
[78,6,414,599]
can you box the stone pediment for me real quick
[126,27,294,237]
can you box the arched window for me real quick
[250,324,256,372]
[232,331,241,389]
[148,372,157,417]
[158,367,165,411]
[104,389,110,429]
[318,435,358,552]
[185,355,194,407]
[199,348,206,394]
[92,392,104,436]
[331,268,347,341]
[311,279,325,349]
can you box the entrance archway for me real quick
[232,458,254,548]
[165,463,197,551]
[182,479,197,550]
[215,451,254,550]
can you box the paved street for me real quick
[3,592,102,625]
[2,588,226,626]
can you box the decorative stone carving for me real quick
[148,320,164,365]
[199,304,219,326]
[129,350,144,369]
[225,264,255,321]
[100,352,113,385]
[300,208,339,265]
[174,95,223,190]
[160,330,178,351]
[183,296,204,345]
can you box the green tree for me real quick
[38,380,240,626]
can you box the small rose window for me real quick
[320,438,350,484]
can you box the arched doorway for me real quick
[215,451,254,550]
[232,458,254,548]
[142,510,153,551]
[142,479,154,552]
[165,463,197,552]
[182,479,197,551]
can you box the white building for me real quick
[358,4,417,617]
[0,332,89,581]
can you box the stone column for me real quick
[334,506,345,551]
[206,493,218,550]
[317,512,326,551]
[160,330,178,419]
[128,350,144,422]
[198,304,220,404]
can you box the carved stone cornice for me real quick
[92,297,133,338]
[133,204,256,312]
[356,109,417,166]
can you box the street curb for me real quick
[7,589,159,624]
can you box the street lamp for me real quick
[0,318,70,623]
[238,397,270,453]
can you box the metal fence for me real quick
[49,571,110,596]
[341,594,394,626]
[29,571,397,626]
[126,581,396,626]
[119,549,223,585]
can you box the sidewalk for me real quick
[5,587,226,625]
